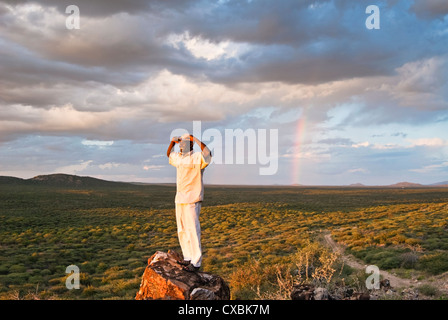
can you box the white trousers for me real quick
[175,202,202,267]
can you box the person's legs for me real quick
[176,202,202,268]
[179,202,202,267]
[176,203,192,263]
[186,202,202,267]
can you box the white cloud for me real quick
[166,32,251,61]
[143,165,164,171]
[408,138,448,147]
[371,143,402,150]
[98,162,120,170]
[55,160,93,174]
[351,141,370,148]
[410,161,448,173]
[82,140,114,147]
[348,168,369,174]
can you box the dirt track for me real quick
[323,233,412,288]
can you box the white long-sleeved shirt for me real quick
[169,151,211,204]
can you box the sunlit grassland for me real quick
[1,184,448,299]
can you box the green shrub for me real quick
[417,253,448,275]
[355,248,407,270]
[399,252,419,269]
[418,284,439,297]
[81,285,97,297]
[0,265,9,275]
[378,256,402,269]
[28,275,44,283]
[9,264,26,273]
[5,273,29,285]
[40,269,52,277]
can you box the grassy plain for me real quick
[1,182,447,299]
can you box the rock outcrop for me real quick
[290,283,371,300]
[135,250,230,300]
[290,284,315,300]
[289,278,410,300]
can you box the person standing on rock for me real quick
[167,133,212,272]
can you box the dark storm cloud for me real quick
[1,0,447,87]
[0,6,202,72]
[159,0,334,45]
[160,0,376,84]
[411,0,448,19]
[0,0,196,16]
[154,0,448,84]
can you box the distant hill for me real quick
[429,181,448,186]
[0,173,131,188]
[0,176,28,185]
[387,182,424,188]
[348,183,365,187]
[1,174,447,188]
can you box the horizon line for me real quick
[1,172,447,188]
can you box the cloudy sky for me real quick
[0,0,448,185]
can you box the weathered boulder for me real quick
[135,250,230,300]
[314,287,330,300]
[291,283,370,300]
[350,292,370,300]
[380,279,391,289]
[401,288,419,300]
[290,284,315,300]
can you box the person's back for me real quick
[169,150,210,204]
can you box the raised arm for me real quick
[167,137,179,157]
[190,135,212,158]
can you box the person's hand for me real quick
[171,136,180,143]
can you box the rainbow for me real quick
[292,115,307,185]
